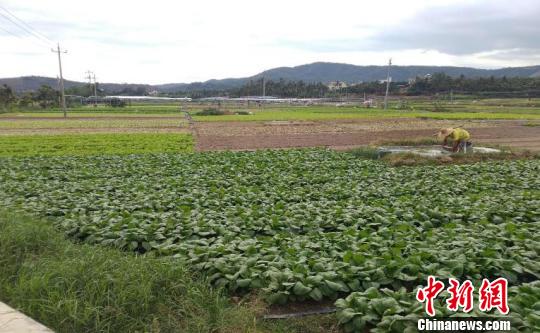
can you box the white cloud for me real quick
[0,0,538,83]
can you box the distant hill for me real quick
[0,76,82,92]
[2,62,540,93]
[0,76,153,94]
[255,62,540,83]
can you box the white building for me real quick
[327,81,348,90]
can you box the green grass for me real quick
[380,150,539,167]
[191,106,540,122]
[0,211,251,333]
[346,147,381,159]
[346,143,539,166]
[4,99,540,122]
[417,110,540,119]
[372,137,441,146]
[0,211,339,333]
[0,133,193,157]
[7,108,538,122]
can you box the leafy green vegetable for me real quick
[0,149,538,323]
[0,133,193,157]
[335,282,540,332]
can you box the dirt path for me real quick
[195,119,540,151]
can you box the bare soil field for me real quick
[195,119,540,151]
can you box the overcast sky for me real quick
[1,0,539,84]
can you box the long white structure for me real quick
[105,96,192,101]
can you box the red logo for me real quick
[446,278,474,313]
[479,278,509,315]
[416,276,445,317]
[416,277,509,316]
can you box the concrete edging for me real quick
[0,302,53,333]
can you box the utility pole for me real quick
[262,76,266,98]
[384,58,392,110]
[56,75,61,106]
[93,73,98,106]
[52,43,67,117]
[85,70,98,106]
[85,70,93,103]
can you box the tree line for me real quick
[198,75,540,98]
[167,79,330,98]
[229,78,329,98]
[406,73,540,96]
[0,84,60,111]
[2,74,540,110]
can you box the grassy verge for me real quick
[347,142,539,166]
[0,212,338,333]
[0,212,254,333]
[373,137,440,146]
[381,150,539,166]
[191,108,540,122]
[0,133,193,157]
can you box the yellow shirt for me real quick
[450,128,470,141]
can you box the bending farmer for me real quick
[436,127,472,153]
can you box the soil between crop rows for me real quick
[194,119,540,151]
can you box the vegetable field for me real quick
[0,149,539,331]
[0,118,186,130]
[0,133,193,157]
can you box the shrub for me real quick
[197,108,233,116]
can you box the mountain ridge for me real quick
[2,62,540,93]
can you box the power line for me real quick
[0,4,53,45]
[0,11,53,49]
[0,13,51,48]
[0,23,51,50]
[0,4,69,118]
[0,14,51,48]
[0,24,22,39]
